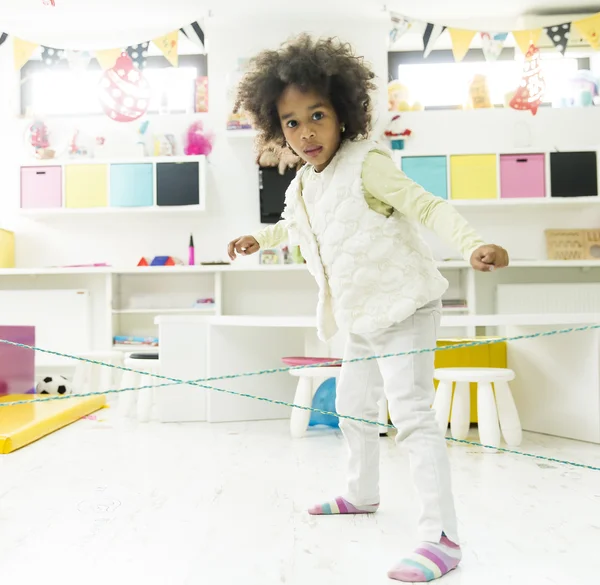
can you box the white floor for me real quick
[1,410,599,585]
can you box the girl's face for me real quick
[276,85,342,172]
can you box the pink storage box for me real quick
[500,154,546,199]
[0,326,35,395]
[21,166,62,208]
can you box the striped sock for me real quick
[387,536,462,582]
[308,496,379,515]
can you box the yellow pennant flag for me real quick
[448,28,476,62]
[513,29,542,54]
[153,30,179,66]
[95,48,122,70]
[573,13,600,50]
[13,38,39,70]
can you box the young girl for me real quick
[228,35,508,582]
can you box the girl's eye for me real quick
[312,112,324,121]
[286,120,298,128]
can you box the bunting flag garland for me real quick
[95,48,122,70]
[153,30,179,67]
[544,23,571,55]
[480,32,508,61]
[0,32,7,47]
[180,21,205,52]
[65,49,92,73]
[41,46,65,68]
[448,28,476,62]
[510,44,545,115]
[390,13,412,45]
[126,42,149,70]
[573,13,600,50]
[13,38,39,70]
[423,23,445,58]
[513,29,542,55]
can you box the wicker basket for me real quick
[545,229,600,260]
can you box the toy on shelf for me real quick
[68,129,92,158]
[153,134,176,156]
[554,70,599,108]
[282,245,305,264]
[137,256,184,267]
[259,249,281,264]
[465,74,492,109]
[195,77,208,113]
[184,121,214,156]
[36,375,72,395]
[388,80,423,112]
[510,44,545,116]
[257,141,300,175]
[383,115,412,150]
[28,120,55,159]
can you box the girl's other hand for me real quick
[227,235,260,261]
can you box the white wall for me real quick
[0,13,389,268]
[1,13,600,267]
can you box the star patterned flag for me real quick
[423,23,445,58]
[180,21,205,52]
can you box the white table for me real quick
[155,313,600,443]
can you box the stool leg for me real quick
[450,381,471,440]
[432,380,453,434]
[118,371,138,418]
[290,376,312,438]
[137,374,154,423]
[494,381,522,447]
[477,381,501,449]
[378,396,389,436]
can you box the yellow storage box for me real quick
[435,338,507,423]
[65,164,108,208]
[0,228,15,268]
[450,154,498,200]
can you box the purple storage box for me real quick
[0,326,35,395]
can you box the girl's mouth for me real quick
[304,145,323,158]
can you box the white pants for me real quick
[336,299,459,543]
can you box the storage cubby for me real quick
[500,154,545,199]
[65,164,108,208]
[550,151,598,198]
[20,166,62,208]
[156,161,200,206]
[110,163,153,207]
[401,156,448,199]
[450,154,497,200]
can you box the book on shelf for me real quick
[113,335,159,346]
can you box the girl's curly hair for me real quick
[234,35,376,151]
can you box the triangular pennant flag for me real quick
[544,22,571,55]
[180,21,205,52]
[423,23,445,58]
[41,46,65,69]
[95,48,122,70]
[153,30,179,66]
[126,42,149,70]
[389,13,412,45]
[513,29,542,55]
[448,28,476,61]
[480,32,508,61]
[0,32,8,47]
[13,38,39,70]
[573,13,600,50]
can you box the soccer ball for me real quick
[36,375,72,395]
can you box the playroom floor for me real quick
[0,409,599,585]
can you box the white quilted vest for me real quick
[282,139,448,341]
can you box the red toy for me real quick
[510,44,545,116]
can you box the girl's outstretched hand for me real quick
[470,245,509,272]
[228,235,260,261]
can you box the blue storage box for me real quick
[401,156,448,200]
[110,163,153,207]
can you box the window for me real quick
[21,55,207,116]
[390,50,584,109]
